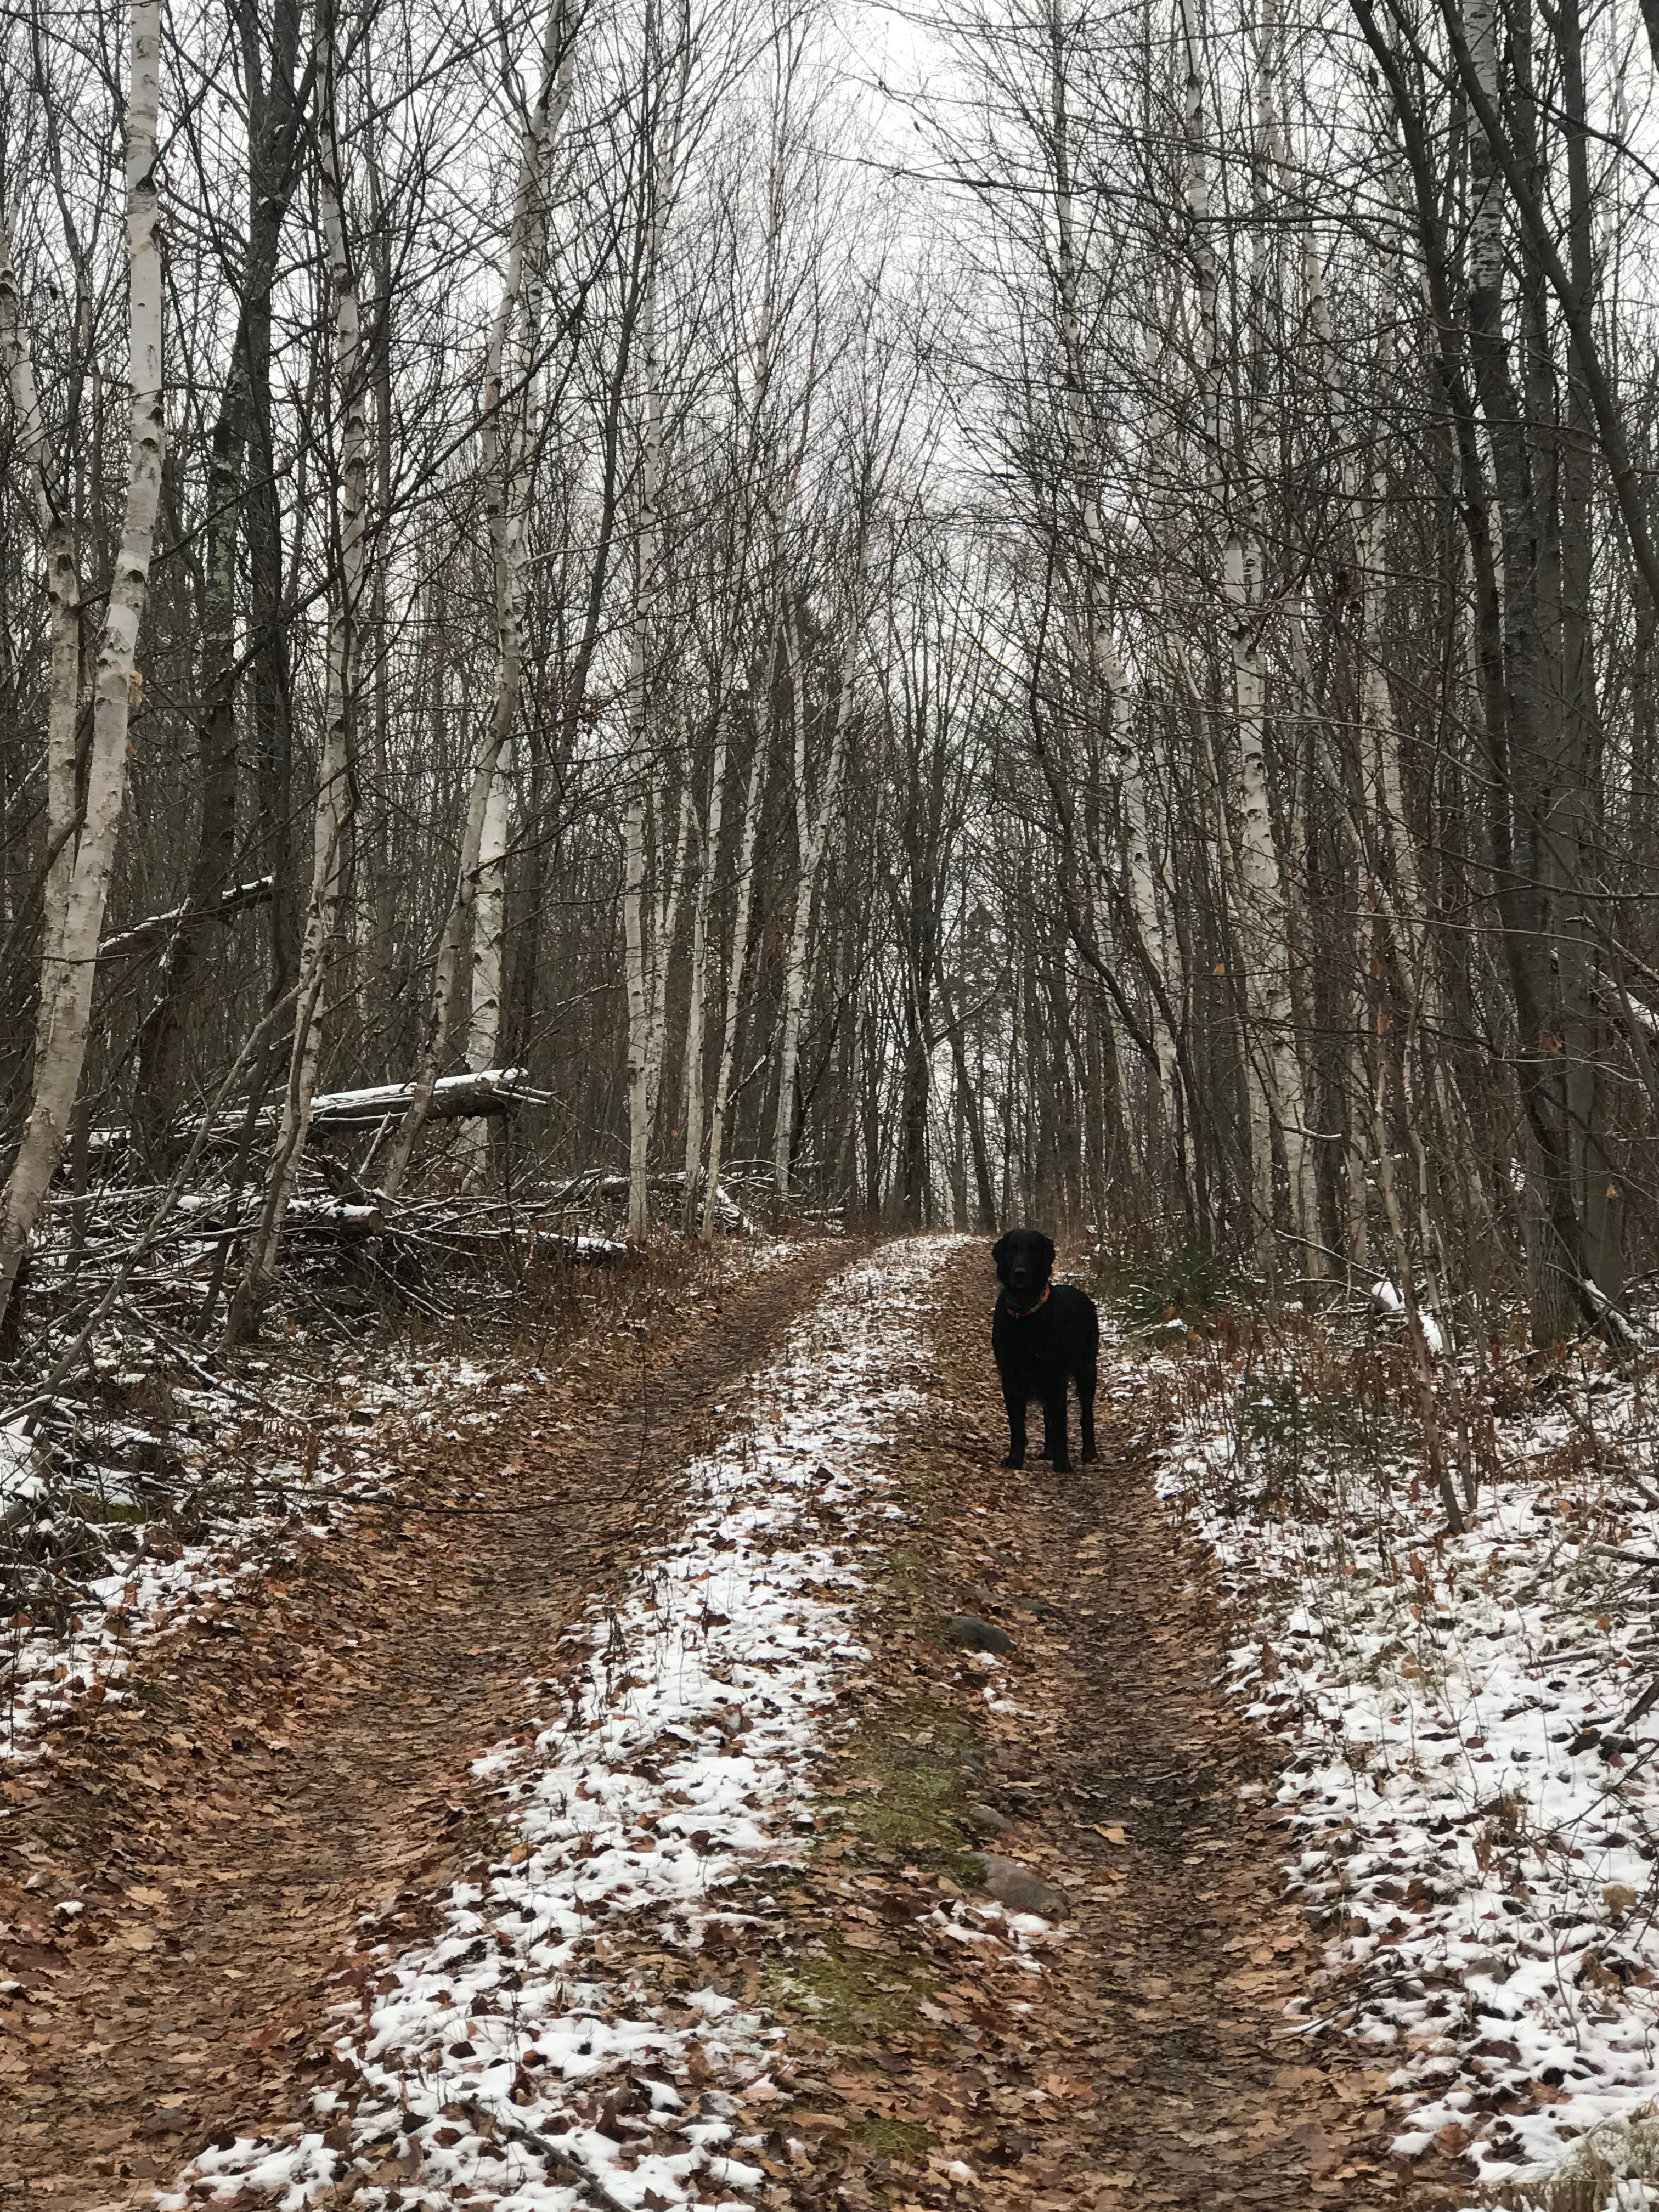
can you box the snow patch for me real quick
[1151,1330,1659,2202]
[161,1236,962,2211]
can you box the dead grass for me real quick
[1487,2108,1659,2210]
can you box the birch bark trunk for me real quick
[644,777,692,1140]
[680,786,714,1230]
[383,3,574,1199]
[0,0,164,1333]
[680,111,788,1233]
[622,766,654,1236]
[622,326,663,1236]
[1222,531,1285,1270]
[459,741,512,1183]
[679,672,743,1237]
[701,686,773,1239]
[621,12,691,1237]
[1214,29,1321,1284]
[223,108,367,1343]
[1290,219,1374,1284]
[771,599,856,1204]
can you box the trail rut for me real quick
[0,1239,1469,2211]
[742,1243,1458,2210]
[0,1242,850,2209]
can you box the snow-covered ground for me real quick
[0,1345,529,1760]
[1146,1317,1659,2204]
[0,1237,812,1767]
[161,1237,958,2212]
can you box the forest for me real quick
[5,0,1654,1368]
[10,0,1659,2204]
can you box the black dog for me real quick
[991,1227,1099,1474]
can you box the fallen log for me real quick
[87,1067,551,1160]
[589,1173,755,1234]
[99,876,275,959]
[308,1066,552,1131]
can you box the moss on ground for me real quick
[769,1693,989,2061]
[847,2115,934,2158]
[762,1936,943,2046]
[64,1490,151,1526]
[881,1545,929,1589]
[825,1690,986,1884]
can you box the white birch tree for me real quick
[771,591,857,1203]
[621,0,695,1236]
[385,0,577,1199]
[224,101,369,1342]
[0,0,165,1333]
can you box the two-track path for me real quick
[0,1244,852,2210]
[0,1239,1460,2211]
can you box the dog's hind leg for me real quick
[1079,1359,1098,1463]
[1001,1384,1029,1470]
[1046,1389,1072,1474]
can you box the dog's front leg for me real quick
[1001,1384,1028,1469]
[1045,1390,1072,1474]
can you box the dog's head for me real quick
[992,1226,1055,1301]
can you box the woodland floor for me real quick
[0,1238,1469,2212]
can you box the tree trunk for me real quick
[1462,0,1587,1344]
[223,105,367,1345]
[239,0,306,1011]
[701,706,771,1240]
[130,4,311,1166]
[622,18,689,1238]
[772,603,855,1204]
[383,1,574,1199]
[0,0,165,1334]
[1048,5,1181,1186]
[0,221,85,1139]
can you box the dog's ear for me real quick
[1037,1232,1056,1274]
[991,1233,1012,1273]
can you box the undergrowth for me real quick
[1489,2107,1659,2210]
[1092,1235,1249,1328]
[0,1233,782,1702]
[1131,1271,1659,2205]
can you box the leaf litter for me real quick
[1146,1303,1659,2206]
[0,1239,850,2203]
[5,1235,1474,2212]
[742,1246,1435,2212]
[159,1238,961,2210]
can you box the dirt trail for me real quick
[743,1244,1458,2211]
[0,1242,852,2211]
[916,1248,1432,2205]
[1,1237,1467,2212]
